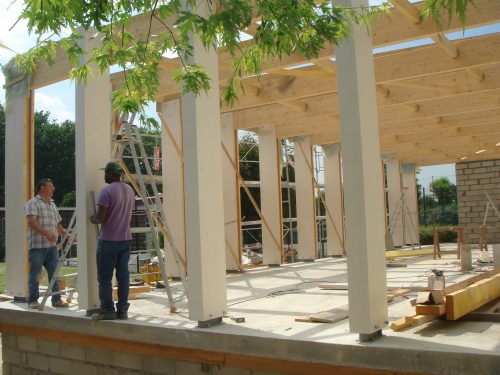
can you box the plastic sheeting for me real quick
[2,58,30,102]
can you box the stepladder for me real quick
[39,211,78,310]
[386,188,420,250]
[111,113,188,313]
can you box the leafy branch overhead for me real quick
[4,0,474,122]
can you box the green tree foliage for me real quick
[430,177,457,206]
[60,191,76,207]
[2,0,471,123]
[0,105,76,206]
[238,133,260,223]
[238,133,259,180]
[418,177,458,226]
[34,112,76,205]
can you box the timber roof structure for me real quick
[19,0,500,166]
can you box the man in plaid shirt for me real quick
[24,178,69,309]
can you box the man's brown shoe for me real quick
[52,300,69,308]
[28,301,41,310]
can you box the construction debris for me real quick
[391,270,499,331]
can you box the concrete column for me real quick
[258,125,284,265]
[323,144,345,256]
[4,76,33,299]
[75,30,111,312]
[159,100,186,278]
[385,159,404,247]
[493,244,500,270]
[336,0,388,339]
[293,137,317,261]
[221,113,242,271]
[181,0,227,325]
[401,163,419,245]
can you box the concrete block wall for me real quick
[1,333,282,375]
[456,159,500,244]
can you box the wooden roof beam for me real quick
[467,67,485,82]
[266,68,334,80]
[389,0,458,58]
[28,0,500,89]
[389,0,421,24]
[225,34,500,115]
[313,59,337,75]
[235,83,500,130]
[431,33,459,58]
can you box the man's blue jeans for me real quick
[28,246,62,303]
[96,240,131,313]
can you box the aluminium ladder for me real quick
[39,211,78,310]
[114,115,187,312]
[386,188,420,250]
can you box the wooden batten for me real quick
[446,274,500,320]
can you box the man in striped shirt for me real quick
[25,178,69,309]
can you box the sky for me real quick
[1,0,498,188]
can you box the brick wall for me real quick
[1,333,268,375]
[456,159,500,244]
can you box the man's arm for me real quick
[27,215,57,244]
[56,222,66,237]
[90,205,109,224]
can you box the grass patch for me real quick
[0,262,77,294]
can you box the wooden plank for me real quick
[415,304,446,315]
[444,269,498,294]
[391,311,442,332]
[294,308,349,323]
[392,313,440,332]
[385,248,434,259]
[446,274,500,320]
[387,288,411,302]
[390,315,414,331]
[386,262,407,268]
[112,285,151,301]
[460,298,500,322]
[409,314,439,326]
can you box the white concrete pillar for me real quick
[75,30,111,312]
[323,144,345,256]
[293,137,317,261]
[258,125,284,265]
[401,163,420,245]
[385,159,404,247]
[336,0,388,338]
[159,100,187,278]
[221,113,242,271]
[493,244,500,270]
[4,74,33,299]
[181,0,227,325]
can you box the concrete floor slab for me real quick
[1,246,499,374]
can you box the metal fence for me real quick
[0,207,150,263]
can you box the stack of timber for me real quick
[391,269,499,331]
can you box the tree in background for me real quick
[430,177,457,206]
[418,177,458,227]
[34,111,76,206]
[238,133,260,244]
